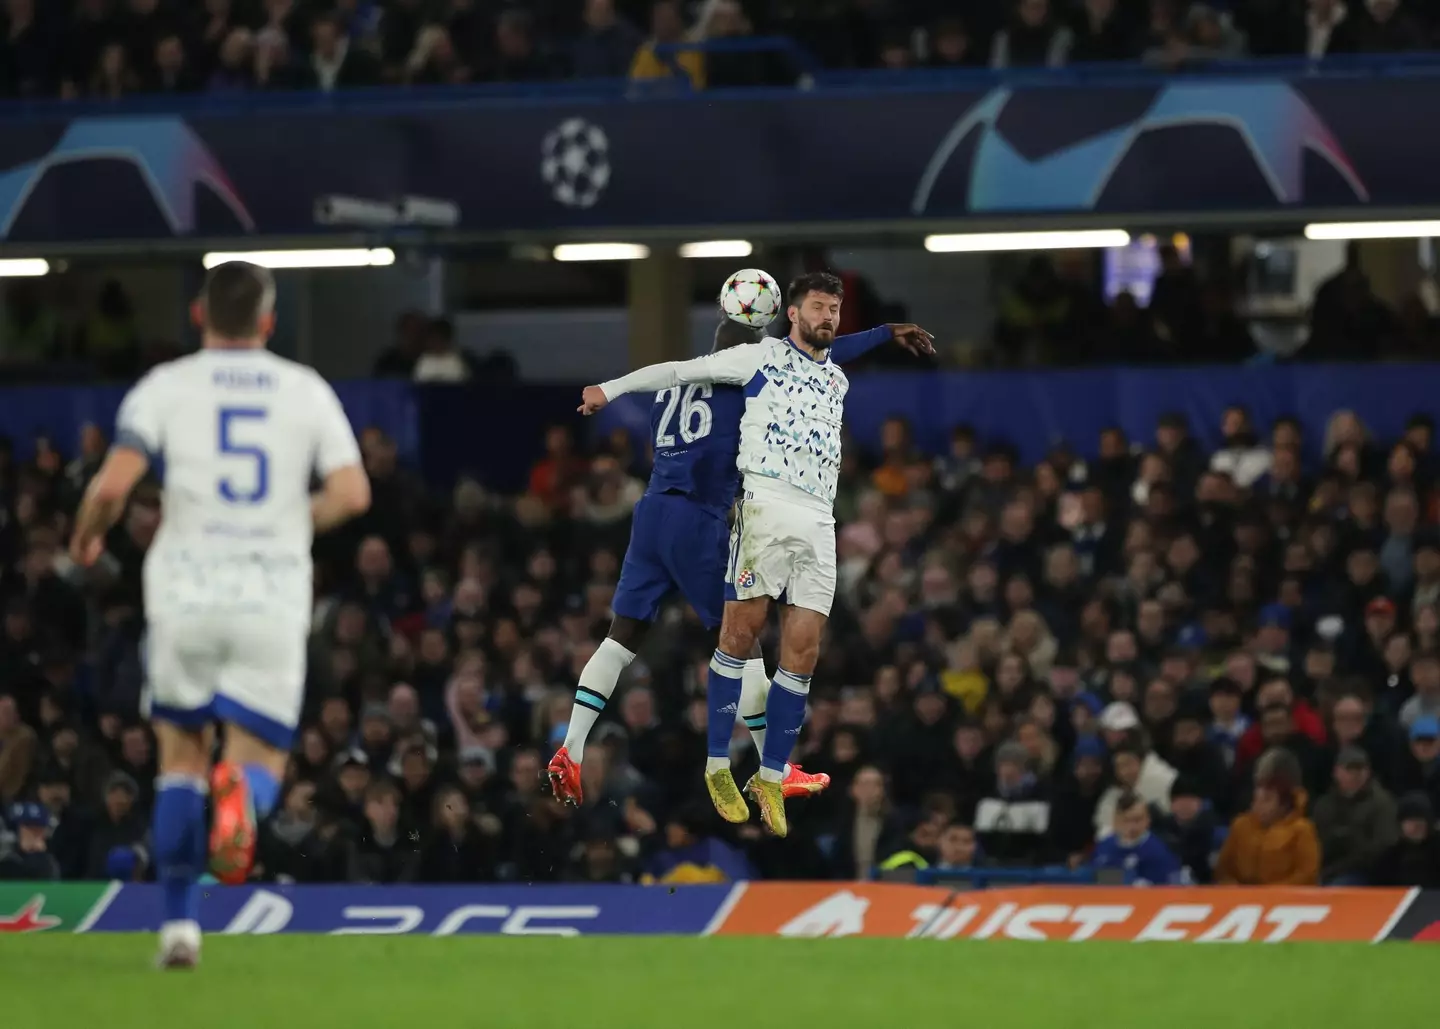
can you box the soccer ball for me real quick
[719,268,781,328]
[541,118,611,209]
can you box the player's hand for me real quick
[577,385,609,415]
[887,323,935,356]
[69,535,103,568]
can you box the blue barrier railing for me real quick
[881,866,1101,887]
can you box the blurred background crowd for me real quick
[1,0,1433,102]
[3,389,1440,888]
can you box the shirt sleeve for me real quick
[598,344,764,400]
[113,372,164,460]
[312,377,363,476]
[829,325,893,364]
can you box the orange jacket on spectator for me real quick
[1215,790,1321,886]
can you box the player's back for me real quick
[118,348,357,617]
[644,381,744,516]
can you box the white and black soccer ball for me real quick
[540,118,610,209]
[719,268,781,328]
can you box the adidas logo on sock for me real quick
[716,703,738,714]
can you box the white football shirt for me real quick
[115,348,361,618]
[598,335,848,512]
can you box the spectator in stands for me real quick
[572,0,642,78]
[1155,777,1223,882]
[934,821,980,869]
[83,771,148,880]
[1070,0,1136,60]
[146,32,200,94]
[347,778,419,883]
[825,765,904,879]
[975,742,1053,864]
[991,0,1075,67]
[630,0,705,87]
[490,9,552,82]
[1211,405,1272,489]
[1092,791,1183,884]
[1351,0,1425,51]
[1373,791,1440,887]
[300,12,381,91]
[207,27,255,91]
[0,694,35,803]
[411,318,474,382]
[528,424,588,515]
[418,784,496,882]
[1400,649,1440,729]
[405,24,472,85]
[0,801,59,880]
[1394,714,1440,811]
[927,18,981,67]
[1216,749,1320,885]
[1313,745,1397,884]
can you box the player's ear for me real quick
[189,299,204,329]
[259,310,277,338]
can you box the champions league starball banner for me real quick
[0,882,1431,941]
[0,70,1434,244]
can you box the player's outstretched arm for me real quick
[829,323,936,363]
[312,464,371,533]
[71,447,149,567]
[578,346,764,415]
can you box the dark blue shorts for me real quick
[612,492,728,630]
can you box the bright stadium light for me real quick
[924,230,1131,253]
[679,240,753,259]
[201,248,396,270]
[1304,221,1440,240]
[552,243,651,262]
[0,258,50,277]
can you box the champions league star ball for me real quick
[719,268,781,328]
[541,118,610,209]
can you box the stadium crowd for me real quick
[1,0,1437,101]
[3,384,1440,888]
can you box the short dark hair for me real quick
[201,261,274,339]
[787,271,844,307]
[427,317,455,342]
[1115,790,1145,815]
[713,317,765,351]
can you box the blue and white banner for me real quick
[85,884,737,936]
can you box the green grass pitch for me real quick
[1,935,1430,1028]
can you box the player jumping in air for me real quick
[70,262,371,967]
[560,272,932,830]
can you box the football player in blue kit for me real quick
[549,284,933,812]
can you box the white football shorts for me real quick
[725,480,837,617]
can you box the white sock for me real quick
[562,637,635,764]
[739,658,770,757]
[705,756,730,774]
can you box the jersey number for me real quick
[655,384,713,448]
[218,407,270,504]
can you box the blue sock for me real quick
[705,649,746,767]
[760,668,811,780]
[152,775,207,925]
[242,764,280,820]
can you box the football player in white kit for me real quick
[580,272,931,837]
[70,262,371,967]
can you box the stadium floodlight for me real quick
[201,249,397,270]
[679,240,754,259]
[0,258,50,277]
[1304,221,1440,240]
[552,243,650,262]
[924,230,1131,253]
